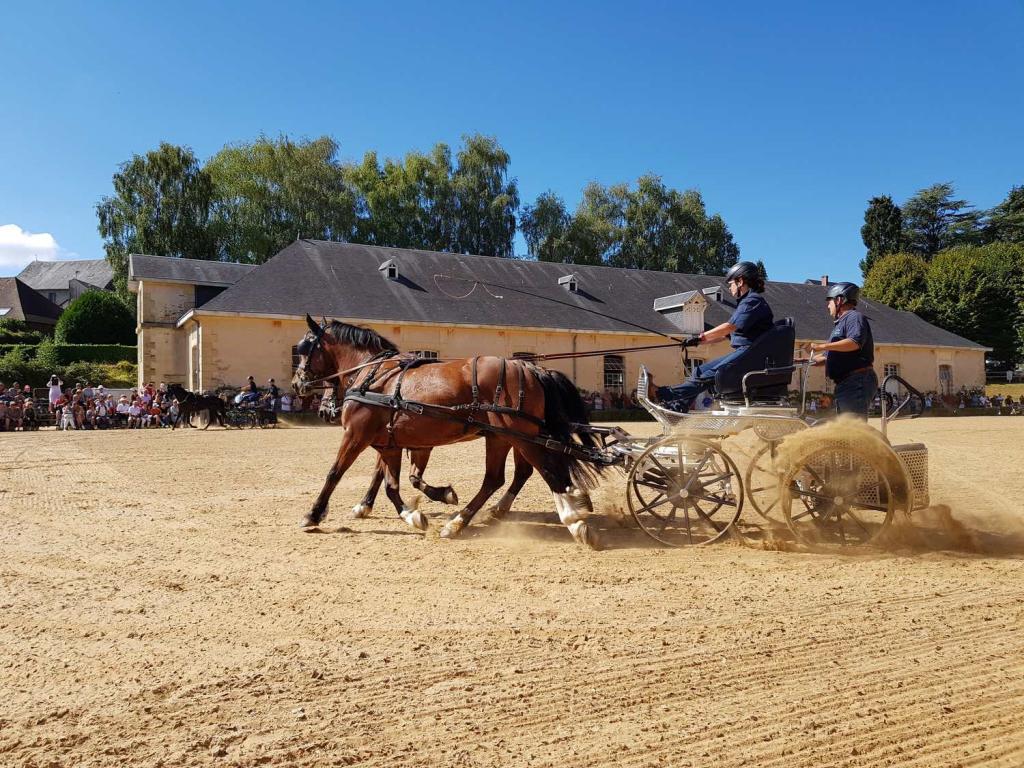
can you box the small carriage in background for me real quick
[595,317,932,549]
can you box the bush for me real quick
[0,318,45,344]
[55,291,135,344]
[0,346,46,386]
[61,360,138,389]
[0,343,136,365]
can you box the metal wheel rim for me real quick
[626,436,743,547]
[744,443,784,522]
[781,446,895,548]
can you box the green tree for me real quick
[862,252,929,313]
[859,195,903,277]
[451,134,519,257]
[520,191,570,262]
[54,291,136,344]
[97,143,217,299]
[902,183,981,260]
[525,176,739,272]
[985,185,1024,244]
[923,243,1024,364]
[207,135,356,264]
[346,144,457,251]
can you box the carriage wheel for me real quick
[780,436,908,549]
[744,443,785,522]
[626,436,743,546]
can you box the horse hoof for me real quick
[301,515,321,531]
[444,488,459,505]
[350,503,372,519]
[569,521,602,551]
[439,517,465,539]
[400,509,428,531]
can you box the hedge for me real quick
[0,343,136,364]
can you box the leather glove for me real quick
[682,336,701,348]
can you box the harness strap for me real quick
[495,357,506,406]
[470,356,480,406]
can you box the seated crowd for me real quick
[0,381,40,431]
[44,378,183,430]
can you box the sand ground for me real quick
[2,417,1023,767]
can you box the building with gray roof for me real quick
[17,259,114,308]
[128,241,986,395]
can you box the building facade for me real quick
[128,242,987,397]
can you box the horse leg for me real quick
[380,449,428,531]
[408,448,458,505]
[511,442,601,550]
[303,429,372,529]
[351,455,385,519]
[487,449,534,520]
[439,436,508,539]
[202,407,212,430]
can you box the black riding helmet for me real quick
[826,282,860,303]
[724,261,760,283]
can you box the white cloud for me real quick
[0,224,76,274]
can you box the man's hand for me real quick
[682,336,701,348]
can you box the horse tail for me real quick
[531,365,603,490]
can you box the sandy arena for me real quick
[3,417,1024,767]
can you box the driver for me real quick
[655,261,774,412]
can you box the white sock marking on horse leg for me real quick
[350,502,372,519]
[555,488,600,550]
[400,505,428,531]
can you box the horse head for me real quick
[293,315,399,396]
[292,314,326,396]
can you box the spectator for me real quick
[280,392,292,412]
[268,378,280,410]
[127,399,143,428]
[8,398,22,430]
[0,398,7,431]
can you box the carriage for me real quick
[591,317,931,549]
[297,314,931,551]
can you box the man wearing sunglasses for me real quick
[655,261,774,412]
[800,282,877,418]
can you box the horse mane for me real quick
[324,321,398,354]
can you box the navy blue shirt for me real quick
[825,309,874,381]
[727,291,774,348]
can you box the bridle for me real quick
[294,323,397,394]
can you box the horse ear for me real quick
[306,314,320,334]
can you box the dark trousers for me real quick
[834,369,878,419]
[655,348,747,413]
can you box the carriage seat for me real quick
[714,318,796,403]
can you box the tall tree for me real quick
[923,243,1024,364]
[207,135,356,264]
[902,182,981,260]
[859,195,903,277]
[451,135,519,257]
[530,176,739,272]
[520,191,570,262]
[985,185,1024,244]
[346,145,457,251]
[862,252,928,313]
[96,142,217,298]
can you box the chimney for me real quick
[820,275,829,286]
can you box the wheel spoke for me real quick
[690,501,725,533]
[682,501,694,544]
[682,450,712,491]
[696,493,735,507]
[637,494,674,515]
[844,507,872,535]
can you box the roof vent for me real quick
[557,273,578,292]
[379,259,399,280]
[701,285,723,303]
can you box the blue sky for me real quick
[1,0,1022,281]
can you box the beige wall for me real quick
[135,280,199,387]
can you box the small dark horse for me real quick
[293,316,604,548]
[167,384,226,429]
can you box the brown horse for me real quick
[292,316,604,548]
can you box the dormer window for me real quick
[558,273,578,293]
[379,259,399,280]
[701,286,723,303]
